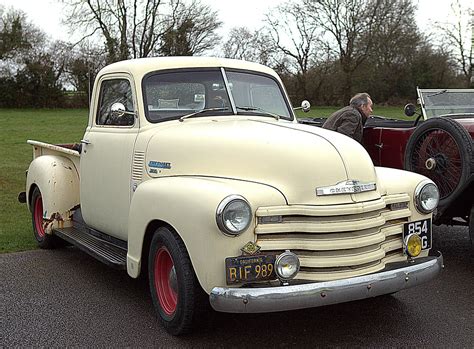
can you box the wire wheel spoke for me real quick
[411,128,463,199]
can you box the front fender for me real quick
[26,155,80,233]
[126,176,286,293]
[375,166,434,222]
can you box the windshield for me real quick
[143,68,292,123]
[226,71,291,119]
[419,89,474,118]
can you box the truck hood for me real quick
[145,118,380,205]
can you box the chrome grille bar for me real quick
[255,194,412,282]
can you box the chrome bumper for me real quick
[210,252,443,313]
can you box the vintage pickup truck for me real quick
[19,57,443,335]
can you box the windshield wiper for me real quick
[426,89,447,98]
[179,107,229,122]
[236,106,281,120]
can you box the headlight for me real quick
[216,195,252,236]
[414,180,439,214]
[275,251,300,281]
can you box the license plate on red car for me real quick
[225,254,276,284]
[403,218,432,250]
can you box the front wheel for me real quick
[148,227,205,335]
[469,205,474,246]
[404,117,473,208]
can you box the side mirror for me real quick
[301,100,311,113]
[294,100,311,112]
[404,103,417,117]
[111,102,136,117]
[111,102,126,118]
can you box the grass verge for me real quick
[0,109,88,253]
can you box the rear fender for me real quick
[126,176,286,293]
[27,155,80,234]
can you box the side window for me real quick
[96,79,135,126]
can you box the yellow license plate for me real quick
[225,254,276,285]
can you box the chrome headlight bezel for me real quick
[414,180,439,214]
[216,195,252,236]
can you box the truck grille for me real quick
[255,194,411,281]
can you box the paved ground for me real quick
[1,225,473,347]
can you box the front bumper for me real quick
[209,251,443,313]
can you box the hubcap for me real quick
[169,266,178,294]
[425,158,436,170]
[154,247,178,316]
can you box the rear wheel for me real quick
[31,187,57,249]
[404,118,473,208]
[148,227,205,335]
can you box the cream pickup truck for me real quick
[19,57,443,335]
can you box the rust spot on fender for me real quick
[46,212,65,230]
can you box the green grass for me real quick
[0,109,88,253]
[0,106,407,253]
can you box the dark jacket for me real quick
[322,106,367,143]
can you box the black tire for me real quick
[31,187,58,249]
[404,117,473,208]
[148,227,205,335]
[469,205,474,246]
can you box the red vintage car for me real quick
[301,88,474,241]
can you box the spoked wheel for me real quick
[404,118,472,207]
[148,227,205,335]
[31,187,56,249]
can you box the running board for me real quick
[53,226,127,270]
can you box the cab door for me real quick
[80,75,139,240]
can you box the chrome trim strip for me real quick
[209,252,443,313]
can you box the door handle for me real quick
[81,139,91,145]
[375,143,383,149]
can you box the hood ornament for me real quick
[316,180,376,196]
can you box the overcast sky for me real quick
[1,0,471,43]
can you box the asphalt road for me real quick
[2,225,473,348]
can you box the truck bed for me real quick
[27,140,81,170]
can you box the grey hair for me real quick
[350,93,371,108]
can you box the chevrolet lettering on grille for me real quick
[316,180,376,196]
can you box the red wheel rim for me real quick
[154,247,178,316]
[410,128,462,200]
[34,194,45,238]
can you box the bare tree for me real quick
[158,0,221,56]
[303,0,418,103]
[266,1,324,100]
[222,26,275,65]
[434,0,473,87]
[62,0,221,63]
[0,7,45,61]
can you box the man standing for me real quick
[322,93,373,143]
